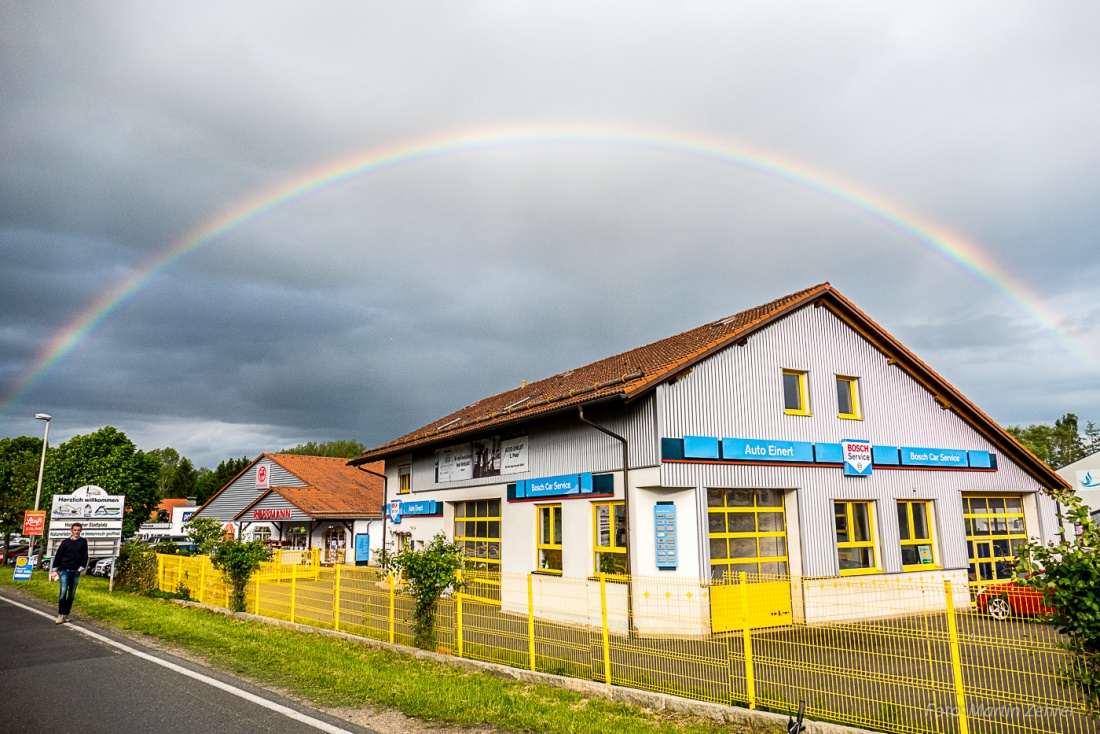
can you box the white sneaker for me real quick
[55,615,64,624]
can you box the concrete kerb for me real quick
[172,599,881,734]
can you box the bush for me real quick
[393,533,466,650]
[114,541,159,591]
[211,538,270,612]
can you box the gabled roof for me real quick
[352,283,1068,491]
[198,453,385,520]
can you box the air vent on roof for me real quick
[503,393,541,411]
[713,314,739,327]
[437,416,466,431]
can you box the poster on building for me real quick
[47,485,126,560]
[436,434,528,482]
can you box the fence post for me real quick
[177,555,184,592]
[333,564,341,632]
[600,573,612,684]
[388,573,396,644]
[158,554,165,591]
[253,577,260,616]
[527,572,536,671]
[290,564,298,624]
[740,571,756,710]
[223,559,229,608]
[944,581,970,734]
[455,587,464,658]
[198,556,206,604]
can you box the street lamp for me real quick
[29,413,51,574]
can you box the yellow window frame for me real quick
[536,504,563,574]
[782,370,811,416]
[707,488,788,582]
[453,499,502,574]
[397,465,411,495]
[593,501,626,575]
[963,494,1027,595]
[836,375,862,420]
[897,500,939,571]
[835,500,878,575]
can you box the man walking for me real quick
[49,523,88,624]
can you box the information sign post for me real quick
[47,485,126,590]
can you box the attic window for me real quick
[713,314,739,327]
[504,393,541,411]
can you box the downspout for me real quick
[578,406,635,634]
[356,464,388,564]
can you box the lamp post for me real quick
[28,413,51,576]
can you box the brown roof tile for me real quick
[264,454,384,518]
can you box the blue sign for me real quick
[354,533,371,563]
[968,450,992,469]
[722,438,814,463]
[400,500,440,516]
[13,556,32,581]
[654,502,677,570]
[899,447,969,468]
[842,439,873,477]
[683,435,720,459]
[388,500,402,524]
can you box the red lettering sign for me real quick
[23,510,46,535]
[252,508,292,520]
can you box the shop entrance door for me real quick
[324,526,346,565]
[707,488,793,631]
[962,494,1027,598]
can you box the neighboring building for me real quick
[137,499,199,542]
[1056,449,1100,523]
[351,283,1067,630]
[190,453,384,565]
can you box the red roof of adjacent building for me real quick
[352,283,1068,492]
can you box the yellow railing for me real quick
[156,556,1094,734]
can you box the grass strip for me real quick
[1,568,756,734]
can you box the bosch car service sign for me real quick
[842,439,873,476]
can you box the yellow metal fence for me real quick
[156,556,1094,734]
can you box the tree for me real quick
[41,426,160,537]
[185,516,226,555]
[194,456,250,504]
[147,447,180,498]
[211,537,270,612]
[165,457,198,499]
[1017,492,1099,713]
[279,440,366,459]
[0,436,43,562]
[1006,413,1097,469]
[393,533,466,650]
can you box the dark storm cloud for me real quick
[2,2,1099,466]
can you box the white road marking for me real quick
[0,593,357,734]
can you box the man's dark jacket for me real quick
[51,537,88,572]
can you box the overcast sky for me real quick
[2,2,1098,469]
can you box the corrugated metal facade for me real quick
[196,458,306,522]
[405,399,659,493]
[657,304,1054,577]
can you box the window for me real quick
[782,370,810,415]
[536,504,563,573]
[398,465,411,495]
[835,501,878,575]
[593,502,627,575]
[963,495,1027,594]
[251,526,272,544]
[836,376,861,420]
[453,499,501,573]
[707,489,788,581]
[287,525,308,550]
[897,501,938,570]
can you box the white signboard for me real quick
[436,443,473,483]
[47,485,126,558]
[256,463,270,489]
[500,435,529,475]
[435,434,529,483]
[842,439,873,477]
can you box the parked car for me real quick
[975,575,1054,619]
[1,545,29,564]
[92,557,116,577]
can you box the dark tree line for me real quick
[1006,413,1100,470]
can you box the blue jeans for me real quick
[58,569,80,615]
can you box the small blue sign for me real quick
[967,450,992,469]
[899,447,969,468]
[683,435,720,459]
[722,438,814,463]
[388,499,402,524]
[354,533,371,563]
[654,502,677,570]
[13,556,32,581]
[400,500,440,516]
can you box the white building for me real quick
[351,284,1067,630]
[1056,449,1100,523]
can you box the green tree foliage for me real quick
[166,457,198,499]
[115,540,159,591]
[211,537,270,612]
[194,456,250,504]
[1017,492,1099,713]
[0,436,43,560]
[147,447,180,497]
[185,516,226,555]
[393,533,466,649]
[42,426,159,537]
[279,440,366,459]
[1006,413,1100,469]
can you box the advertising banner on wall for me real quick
[436,434,528,483]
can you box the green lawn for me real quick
[1,568,764,734]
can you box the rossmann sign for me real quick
[253,508,292,520]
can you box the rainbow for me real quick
[3,123,1095,416]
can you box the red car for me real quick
[975,576,1054,619]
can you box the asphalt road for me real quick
[0,590,380,734]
